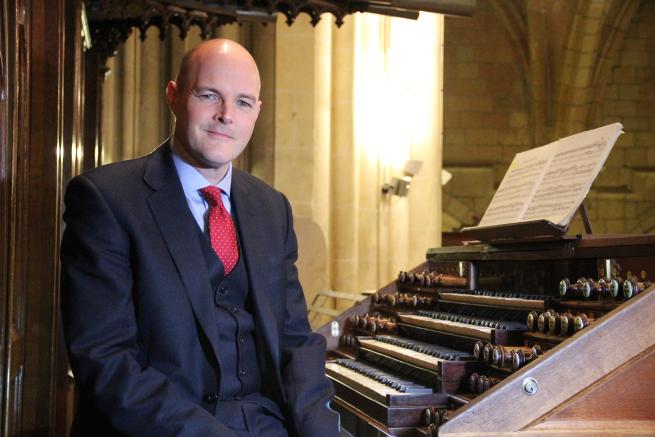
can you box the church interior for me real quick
[1,0,654,435]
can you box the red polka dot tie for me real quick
[200,186,239,275]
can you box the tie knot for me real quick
[200,186,224,207]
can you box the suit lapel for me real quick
[231,170,282,375]
[144,144,222,362]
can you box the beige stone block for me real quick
[617,132,635,147]
[444,195,474,222]
[442,194,452,209]
[457,47,476,62]
[330,161,356,196]
[612,100,638,117]
[574,67,593,86]
[469,97,494,112]
[444,95,471,111]
[453,29,494,46]
[605,219,626,233]
[570,87,591,102]
[598,167,622,187]
[444,64,457,81]
[567,105,590,123]
[617,84,641,100]
[646,149,655,166]
[358,260,380,290]
[604,148,624,167]
[576,53,595,69]
[483,63,519,82]
[294,118,316,148]
[456,63,479,79]
[510,112,528,128]
[622,117,650,131]
[639,85,655,102]
[625,202,637,219]
[594,220,608,234]
[443,111,460,129]
[465,129,498,145]
[458,112,483,127]
[493,96,525,112]
[330,259,358,292]
[622,51,650,67]
[477,46,516,63]
[445,78,487,96]
[486,77,517,95]
[498,130,530,147]
[330,212,356,251]
[444,129,467,146]
[276,151,314,187]
[623,38,648,51]
[612,67,636,84]
[460,112,509,129]
[291,200,313,219]
[274,114,296,148]
[638,22,655,38]
[580,34,599,52]
[444,144,503,166]
[602,200,624,220]
[635,132,655,146]
[626,219,641,233]
[447,167,494,198]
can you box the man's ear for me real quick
[165,81,178,114]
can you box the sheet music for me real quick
[477,123,623,228]
[477,144,553,227]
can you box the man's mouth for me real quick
[204,129,233,139]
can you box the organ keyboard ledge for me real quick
[437,290,550,310]
[319,235,655,436]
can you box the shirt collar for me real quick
[171,145,232,197]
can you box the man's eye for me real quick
[196,93,218,102]
[237,99,253,108]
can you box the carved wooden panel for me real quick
[1,0,84,435]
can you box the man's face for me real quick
[167,48,261,174]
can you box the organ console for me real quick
[316,234,655,436]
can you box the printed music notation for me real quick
[477,123,623,228]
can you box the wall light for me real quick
[381,160,423,197]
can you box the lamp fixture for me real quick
[381,160,423,197]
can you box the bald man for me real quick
[61,39,340,436]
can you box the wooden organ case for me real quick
[317,235,655,436]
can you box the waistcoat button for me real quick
[203,392,218,403]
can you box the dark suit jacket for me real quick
[60,143,339,436]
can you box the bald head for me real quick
[175,39,261,96]
[165,38,262,184]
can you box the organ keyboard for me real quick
[317,234,655,436]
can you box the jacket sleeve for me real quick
[60,174,235,437]
[277,194,341,437]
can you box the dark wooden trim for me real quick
[0,0,82,434]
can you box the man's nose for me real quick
[215,102,233,124]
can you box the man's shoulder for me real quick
[82,156,146,180]
[232,168,283,199]
[74,145,165,188]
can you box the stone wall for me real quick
[442,0,654,236]
[595,0,655,233]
